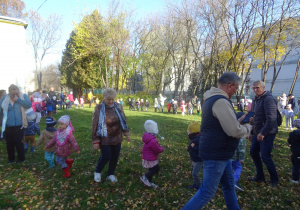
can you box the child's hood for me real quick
[142,132,157,144]
[43,129,56,138]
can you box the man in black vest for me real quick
[183,72,251,210]
[249,80,279,186]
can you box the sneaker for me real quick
[271,181,278,187]
[94,172,101,182]
[235,181,244,191]
[187,184,200,190]
[150,182,159,189]
[291,180,299,184]
[140,175,151,187]
[107,175,117,183]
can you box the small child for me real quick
[96,97,100,104]
[128,98,133,111]
[136,99,140,111]
[282,104,294,130]
[120,98,124,107]
[287,119,300,184]
[80,96,84,108]
[116,99,120,104]
[186,122,202,190]
[131,98,136,111]
[154,98,159,112]
[24,115,40,154]
[140,99,144,111]
[35,98,43,123]
[45,115,80,178]
[196,101,201,115]
[140,120,164,188]
[167,100,172,113]
[187,101,193,115]
[180,101,186,116]
[36,115,57,168]
[145,100,149,111]
[232,112,247,191]
[65,96,70,109]
[173,100,178,114]
[74,98,79,109]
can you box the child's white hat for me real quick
[144,120,158,134]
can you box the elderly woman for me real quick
[92,88,130,183]
[0,84,32,163]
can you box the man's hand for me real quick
[248,134,253,141]
[257,133,264,141]
[125,135,131,143]
[191,143,195,148]
[93,143,100,150]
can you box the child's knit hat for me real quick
[58,115,75,132]
[187,122,200,133]
[46,117,56,127]
[144,120,158,134]
[294,119,300,129]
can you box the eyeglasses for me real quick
[252,86,261,90]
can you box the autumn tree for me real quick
[0,0,26,18]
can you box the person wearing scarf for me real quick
[0,84,32,163]
[92,88,130,183]
[45,115,80,178]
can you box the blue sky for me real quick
[23,0,166,68]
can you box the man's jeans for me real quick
[182,159,240,210]
[250,134,278,183]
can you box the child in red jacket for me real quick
[45,115,80,178]
[140,120,164,188]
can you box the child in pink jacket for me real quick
[45,115,80,178]
[140,120,164,188]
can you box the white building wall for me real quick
[0,17,32,93]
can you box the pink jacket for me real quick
[46,132,79,157]
[68,94,74,102]
[142,132,164,161]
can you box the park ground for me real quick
[0,106,300,209]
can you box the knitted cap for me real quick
[187,121,200,133]
[294,119,300,129]
[46,117,56,127]
[144,120,158,134]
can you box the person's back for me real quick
[288,119,300,183]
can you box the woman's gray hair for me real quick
[8,84,19,93]
[103,88,117,99]
[218,72,241,85]
[253,80,265,87]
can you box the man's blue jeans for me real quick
[182,159,240,210]
[250,134,278,183]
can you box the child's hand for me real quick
[76,151,80,154]
[185,146,189,150]
[93,143,100,150]
[191,143,195,147]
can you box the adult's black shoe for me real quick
[270,181,278,187]
[248,176,266,183]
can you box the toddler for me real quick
[172,100,178,114]
[186,122,202,190]
[24,115,40,154]
[154,98,159,112]
[180,101,186,116]
[140,99,144,111]
[36,114,57,168]
[187,101,193,115]
[232,112,247,191]
[136,99,140,111]
[74,98,79,109]
[45,115,80,178]
[80,96,84,108]
[282,104,294,130]
[120,98,124,107]
[145,100,149,111]
[167,100,172,113]
[287,119,300,184]
[196,101,201,115]
[140,120,164,188]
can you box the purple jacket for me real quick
[142,132,164,161]
[46,132,79,157]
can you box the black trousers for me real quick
[95,143,121,176]
[145,164,160,182]
[5,126,25,162]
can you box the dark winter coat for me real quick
[288,98,299,115]
[24,121,40,136]
[251,91,278,136]
[288,130,300,157]
[187,133,202,162]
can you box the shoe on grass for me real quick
[248,176,266,183]
[107,175,117,183]
[187,184,200,190]
[235,181,244,191]
[150,182,158,189]
[94,172,101,182]
[140,175,151,187]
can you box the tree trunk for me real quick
[289,57,300,95]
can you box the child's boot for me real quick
[66,159,74,168]
[63,167,71,178]
[30,146,36,152]
[47,159,55,169]
[24,143,28,153]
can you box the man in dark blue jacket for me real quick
[249,80,279,187]
[183,72,251,210]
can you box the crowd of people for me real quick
[1,72,300,209]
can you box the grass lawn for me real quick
[0,106,299,209]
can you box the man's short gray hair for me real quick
[218,72,241,85]
[253,80,265,87]
[103,88,117,99]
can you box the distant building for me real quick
[0,16,32,93]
